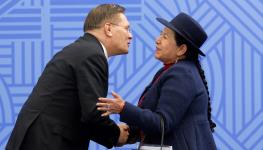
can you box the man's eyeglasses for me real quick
[110,23,131,33]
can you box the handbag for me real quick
[138,115,172,150]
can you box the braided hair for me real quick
[174,32,216,132]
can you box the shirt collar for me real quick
[99,41,108,59]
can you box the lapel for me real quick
[137,63,175,107]
[137,67,164,105]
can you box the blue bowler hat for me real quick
[157,12,207,56]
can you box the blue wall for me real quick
[0,0,262,149]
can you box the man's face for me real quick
[110,13,132,55]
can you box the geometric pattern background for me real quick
[0,0,262,149]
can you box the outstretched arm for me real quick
[97,91,126,116]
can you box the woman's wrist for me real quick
[119,101,126,113]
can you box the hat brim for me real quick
[156,17,206,56]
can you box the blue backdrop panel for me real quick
[0,0,262,149]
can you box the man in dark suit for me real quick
[6,4,132,150]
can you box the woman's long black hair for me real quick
[174,32,216,132]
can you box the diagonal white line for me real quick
[233,0,263,29]
[238,112,263,142]
[247,0,263,15]
[214,122,246,149]
[118,56,161,102]
[207,0,263,54]
[203,23,231,55]
[0,0,22,18]
[244,124,263,149]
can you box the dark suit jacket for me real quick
[120,60,217,150]
[6,33,120,150]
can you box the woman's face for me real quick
[155,27,180,64]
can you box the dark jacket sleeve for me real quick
[120,66,195,135]
[126,125,141,144]
[76,54,120,148]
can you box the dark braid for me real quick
[195,59,216,132]
[174,32,216,132]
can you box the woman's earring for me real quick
[175,58,178,63]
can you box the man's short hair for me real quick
[83,4,125,32]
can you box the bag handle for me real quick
[160,115,164,150]
[138,115,165,150]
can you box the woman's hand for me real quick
[97,91,125,116]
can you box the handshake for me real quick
[116,123,130,146]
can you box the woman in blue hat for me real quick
[97,12,217,150]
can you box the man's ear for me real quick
[104,23,113,37]
[177,44,187,56]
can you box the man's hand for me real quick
[116,123,129,147]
